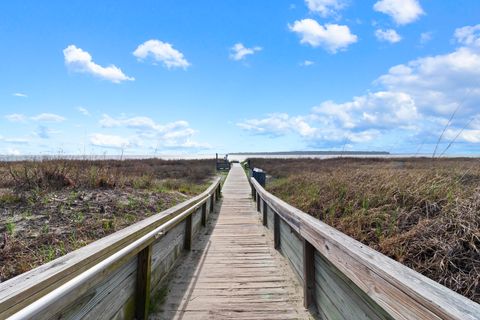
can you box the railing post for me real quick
[210,194,214,213]
[263,200,268,227]
[184,214,192,250]
[274,212,280,249]
[257,195,261,212]
[135,245,152,320]
[201,202,207,226]
[303,239,315,309]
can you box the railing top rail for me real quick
[0,177,221,318]
[250,177,480,320]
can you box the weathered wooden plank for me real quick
[153,164,311,319]
[191,206,202,238]
[251,177,480,320]
[135,245,152,320]
[279,219,304,283]
[314,251,391,320]
[150,220,186,290]
[263,199,268,227]
[20,256,137,320]
[303,239,315,309]
[0,177,221,319]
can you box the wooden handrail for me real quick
[250,177,480,320]
[0,177,222,319]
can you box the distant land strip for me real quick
[230,151,390,155]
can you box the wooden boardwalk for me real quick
[153,164,313,319]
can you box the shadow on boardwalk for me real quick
[150,164,316,320]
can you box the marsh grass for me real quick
[250,157,480,303]
[0,158,216,281]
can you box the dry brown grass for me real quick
[249,157,480,303]
[0,159,216,281]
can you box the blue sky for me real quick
[1,0,480,156]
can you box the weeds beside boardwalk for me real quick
[0,159,215,281]
[249,157,480,303]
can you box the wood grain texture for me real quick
[135,245,152,320]
[150,220,186,292]
[251,178,480,320]
[0,177,221,319]
[152,164,314,320]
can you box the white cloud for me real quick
[133,40,190,69]
[301,60,315,66]
[63,45,134,83]
[90,133,132,149]
[289,19,357,53]
[12,93,27,98]
[97,114,209,150]
[375,29,402,43]
[377,47,480,116]
[31,113,66,122]
[229,43,262,61]
[6,148,21,156]
[373,0,424,25]
[454,24,480,48]
[77,107,90,116]
[420,32,433,45]
[239,25,480,149]
[237,113,316,137]
[305,0,346,17]
[0,136,29,144]
[5,113,27,122]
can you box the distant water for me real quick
[1,153,478,162]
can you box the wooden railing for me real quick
[250,177,480,320]
[0,177,222,319]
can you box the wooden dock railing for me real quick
[0,177,222,319]
[250,177,480,320]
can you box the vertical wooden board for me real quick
[279,219,304,283]
[50,257,137,320]
[205,197,211,219]
[192,207,203,238]
[135,245,152,320]
[314,251,392,320]
[110,296,135,320]
[266,206,275,232]
[150,220,186,290]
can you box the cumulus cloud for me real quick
[6,148,21,156]
[237,113,316,137]
[375,29,402,43]
[239,25,480,151]
[133,40,190,69]
[289,19,357,53]
[305,0,346,17]
[90,133,132,149]
[229,43,262,61]
[373,0,424,25]
[97,114,209,150]
[31,113,66,122]
[63,45,134,83]
[5,113,27,122]
[454,24,480,48]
